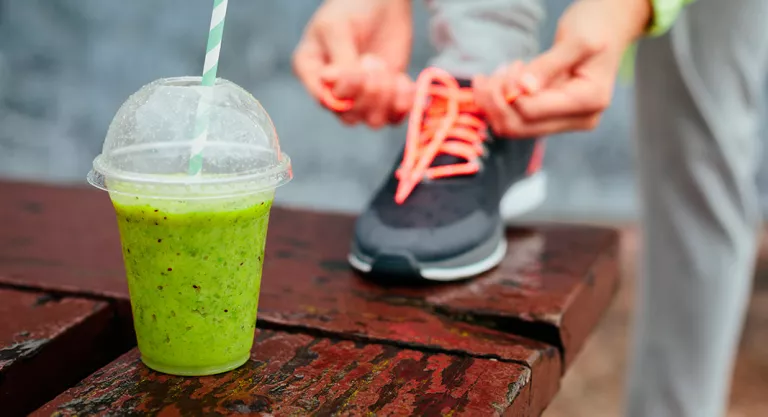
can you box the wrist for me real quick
[646,0,693,36]
[618,0,654,42]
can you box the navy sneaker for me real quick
[348,67,546,281]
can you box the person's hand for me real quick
[473,0,652,137]
[292,0,415,128]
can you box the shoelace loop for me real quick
[394,67,488,204]
[320,67,522,204]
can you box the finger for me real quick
[474,71,517,135]
[326,56,385,119]
[393,73,415,114]
[519,38,606,93]
[338,112,360,126]
[391,73,415,121]
[316,65,365,112]
[292,39,327,100]
[329,69,365,100]
[514,77,612,120]
[320,85,355,112]
[334,74,377,125]
[311,70,359,113]
[508,113,602,138]
[319,65,341,84]
[359,56,391,128]
[488,70,525,137]
[366,75,393,129]
[502,61,526,103]
[317,22,358,67]
[349,75,383,127]
[389,111,408,125]
[333,72,367,124]
[472,75,502,130]
[547,70,570,89]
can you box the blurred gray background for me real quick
[1,0,766,221]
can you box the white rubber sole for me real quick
[349,171,547,281]
[419,238,507,281]
[499,171,548,220]
[347,253,373,274]
[348,238,508,282]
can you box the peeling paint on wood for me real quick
[422,227,620,366]
[0,338,48,367]
[0,183,618,369]
[0,288,123,416]
[2,181,620,415]
[259,209,618,369]
[35,330,534,417]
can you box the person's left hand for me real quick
[473,0,653,137]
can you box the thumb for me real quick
[318,22,359,67]
[519,37,604,93]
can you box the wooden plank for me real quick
[0,288,126,416]
[35,330,535,417]
[261,209,619,368]
[259,297,561,415]
[0,181,620,412]
[0,183,562,409]
[422,227,620,366]
[0,180,618,368]
[0,181,126,298]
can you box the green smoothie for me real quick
[112,192,273,375]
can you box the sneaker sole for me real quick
[500,171,547,220]
[348,231,508,282]
[349,171,547,282]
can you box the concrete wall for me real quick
[0,0,765,220]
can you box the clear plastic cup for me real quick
[88,77,291,376]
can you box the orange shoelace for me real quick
[322,67,520,204]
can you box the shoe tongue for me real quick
[426,78,476,168]
[456,79,473,88]
[431,151,466,167]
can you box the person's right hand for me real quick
[292,0,415,128]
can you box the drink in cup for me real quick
[88,77,292,375]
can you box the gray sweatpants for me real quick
[427,0,768,416]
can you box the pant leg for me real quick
[425,0,544,78]
[628,1,768,416]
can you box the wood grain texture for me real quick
[35,330,536,417]
[0,181,619,367]
[0,288,122,416]
[2,181,621,415]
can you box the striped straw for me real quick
[188,0,229,176]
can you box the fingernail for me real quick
[519,73,540,94]
[361,54,384,71]
[397,76,412,93]
[396,79,408,95]
[320,66,339,81]
[505,88,521,102]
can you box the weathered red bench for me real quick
[0,180,619,416]
[0,288,130,416]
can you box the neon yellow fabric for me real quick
[648,0,696,36]
[619,0,697,84]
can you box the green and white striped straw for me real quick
[188,0,229,176]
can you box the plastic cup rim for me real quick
[87,151,292,200]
